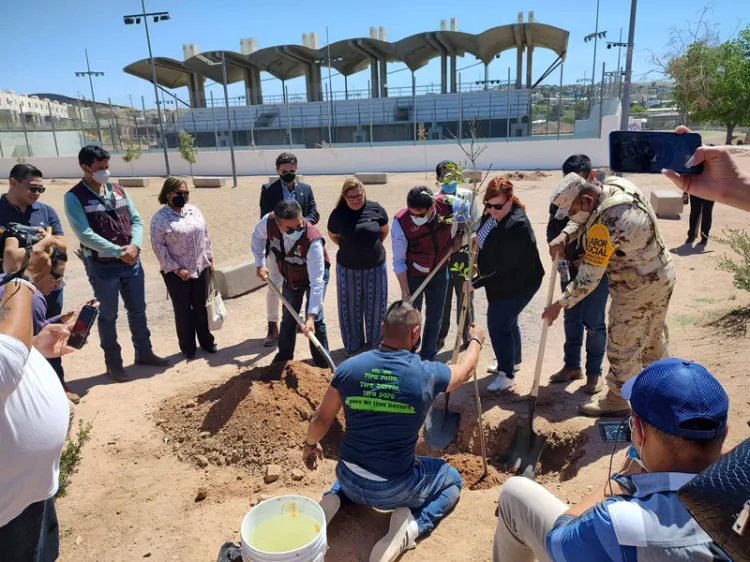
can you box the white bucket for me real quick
[240,495,327,562]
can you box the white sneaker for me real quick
[487,373,516,393]
[487,361,521,374]
[319,493,341,525]
[514,362,521,372]
[369,507,418,562]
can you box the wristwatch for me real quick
[303,439,317,448]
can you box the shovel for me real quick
[265,278,337,372]
[504,260,558,479]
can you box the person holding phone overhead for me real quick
[544,173,676,417]
[151,177,217,361]
[327,178,389,356]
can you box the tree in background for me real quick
[122,145,142,177]
[178,130,197,177]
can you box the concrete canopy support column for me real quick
[306,62,323,102]
[450,53,457,93]
[526,46,534,88]
[379,58,388,97]
[370,59,379,97]
[516,47,523,89]
[440,55,448,94]
[188,73,206,108]
[244,67,262,105]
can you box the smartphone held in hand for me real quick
[66,304,99,350]
[609,131,704,175]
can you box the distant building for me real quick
[0,90,72,123]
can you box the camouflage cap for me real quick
[551,172,586,219]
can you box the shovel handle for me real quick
[407,252,452,304]
[530,260,558,400]
[266,277,337,372]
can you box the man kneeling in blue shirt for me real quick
[492,357,731,562]
[302,300,484,562]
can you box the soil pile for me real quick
[501,170,550,181]
[156,361,343,475]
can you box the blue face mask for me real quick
[628,418,649,472]
[283,229,304,243]
[441,181,458,194]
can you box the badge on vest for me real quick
[585,224,615,267]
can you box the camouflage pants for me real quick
[606,262,676,397]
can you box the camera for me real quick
[0,223,44,252]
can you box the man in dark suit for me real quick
[259,152,319,346]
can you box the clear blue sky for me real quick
[0,0,743,108]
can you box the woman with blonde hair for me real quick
[469,177,544,392]
[327,178,389,355]
[150,177,217,360]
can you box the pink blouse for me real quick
[150,204,213,277]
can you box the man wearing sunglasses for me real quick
[1,164,78,402]
[251,199,330,368]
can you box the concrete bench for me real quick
[354,172,389,185]
[193,177,226,188]
[268,175,304,184]
[650,190,684,218]
[214,262,266,298]
[118,177,150,188]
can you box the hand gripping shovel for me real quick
[266,278,337,372]
[504,261,558,479]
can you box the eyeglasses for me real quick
[484,200,508,210]
[174,190,189,196]
[345,192,364,201]
[283,225,305,235]
[28,185,46,194]
[50,270,63,281]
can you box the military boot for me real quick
[578,390,631,417]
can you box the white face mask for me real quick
[283,229,304,243]
[569,210,591,224]
[411,210,432,226]
[91,169,111,185]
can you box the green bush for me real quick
[57,420,93,498]
[717,228,750,292]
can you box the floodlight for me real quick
[124,16,134,24]
[135,17,141,24]
[159,14,170,21]
[153,16,158,22]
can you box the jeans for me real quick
[44,287,65,384]
[408,269,450,361]
[487,286,539,378]
[562,276,608,375]
[84,258,153,366]
[326,456,463,536]
[438,256,473,347]
[336,263,388,353]
[276,268,330,368]
[162,267,215,355]
[688,195,715,240]
[0,497,59,562]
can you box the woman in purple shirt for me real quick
[150,177,216,360]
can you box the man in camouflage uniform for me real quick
[542,173,676,416]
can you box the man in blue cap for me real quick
[492,357,731,562]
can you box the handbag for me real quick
[206,273,227,331]
[678,437,750,562]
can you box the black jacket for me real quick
[472,205,544,302]
[259,179,319,225]
[546,204,584,279]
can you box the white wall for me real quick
[0,134,611,179]
[0,131,85,158]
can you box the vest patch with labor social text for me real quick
[585,223,615,267]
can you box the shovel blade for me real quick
[424,405,461,449]
[503,424,548,480]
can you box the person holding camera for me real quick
[0,236,87,562]
[151,177,217,361]
[64,145,169,382]
[492,358,730,562]
[1,164,77,403]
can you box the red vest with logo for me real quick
[267,215,330,291]
[69,181,132,262]
[395,194,455,276]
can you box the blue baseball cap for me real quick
[622,358,728,441]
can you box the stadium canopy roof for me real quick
[123,23,569,87]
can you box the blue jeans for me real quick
[562,276,608,375]
[0,497,59,562]
[326,457,463,536]
[84,258,153,366]
[487,286,540,378]
[44,287,65,383]
[408,270,450,361]
[276,268,330,368]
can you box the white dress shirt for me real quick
[251,213,326,316]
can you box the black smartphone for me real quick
[609,131,704,175]
[598,420,632,443]
[66,305,98,350]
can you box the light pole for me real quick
[584,1,607,119]
[123,2,171,175]
[75,49,104,147]
[607,30,628,99]
[620,0,638,131]
[314,27,344,146]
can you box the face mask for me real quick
[628,418,649,472]
[283,229,304,243]
[91,169,110,185]
[172,194,187,208]
[569,211,591,224]
[280,172,296,184]
[411,209,433,226]
[441,182,458,194]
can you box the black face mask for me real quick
[172,194,188,208]
[280,172,296,184]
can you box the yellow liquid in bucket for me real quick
[251,513,321,553]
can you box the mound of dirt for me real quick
[157,361,343,475]
[444,454,508,490]
[501,170,550,181]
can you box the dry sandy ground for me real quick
[18,151,750,561]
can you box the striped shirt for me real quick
[476,217,497,248]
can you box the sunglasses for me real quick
[50,271,63,281]
[28,185,46,194]
[283,225,305,235]
[484,200,508,210]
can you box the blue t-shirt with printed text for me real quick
[331,349,452,480]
